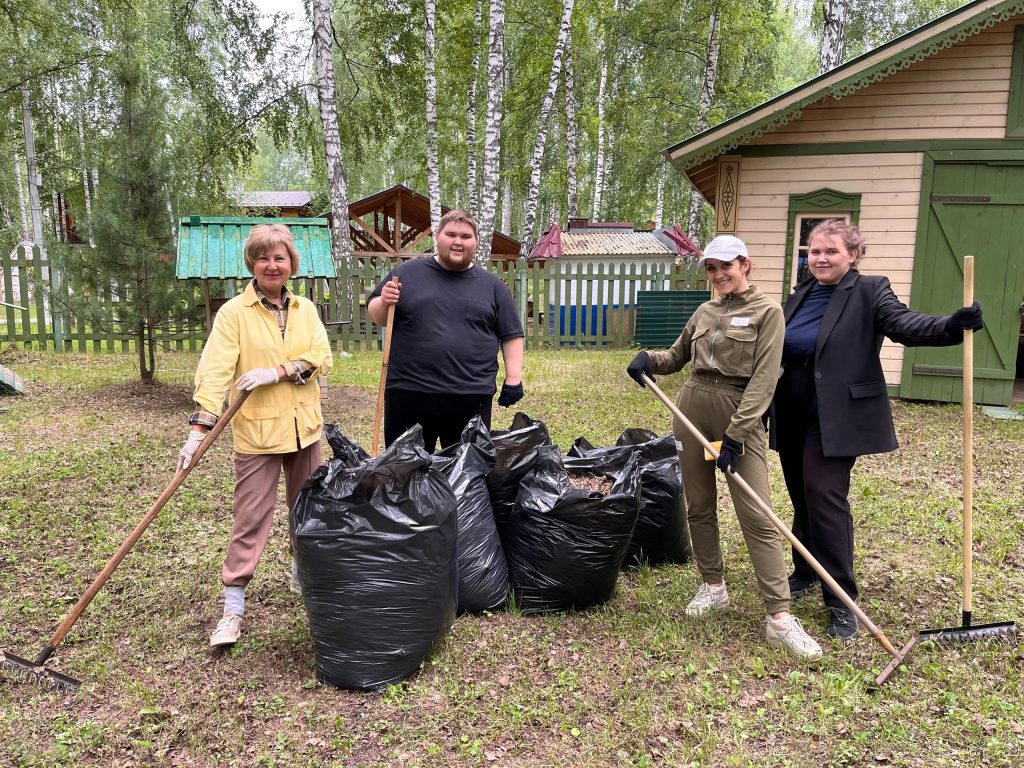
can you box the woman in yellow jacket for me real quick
[177,224,332,648]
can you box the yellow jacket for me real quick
[193,281,333,454]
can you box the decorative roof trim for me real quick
[671,0,1024,171]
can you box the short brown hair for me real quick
[437,208,479,238]
[808,219,866,264]
[244,224,300,276]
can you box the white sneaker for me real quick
[766,614,823,660]
[210,613,242,647]
[288,560,302,596]
[685,582,730,617]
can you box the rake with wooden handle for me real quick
[371,277,399,456]
[1,389,252,692]
[640,374,917,685]
[915,255,1017,651]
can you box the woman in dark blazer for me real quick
[772,219,983,640]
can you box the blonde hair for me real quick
[244,223,300,276]
[808,219,866,265]
[437,208,479,238]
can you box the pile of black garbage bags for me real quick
[290,414,692,691]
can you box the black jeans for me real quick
[775,360,858,610]
[384,389,493,453]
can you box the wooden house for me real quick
[528,219,703,341]
[237,191,314,218]
[664,0,1024,405]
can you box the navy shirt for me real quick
[783,282,835,359]
[368,257,524,394]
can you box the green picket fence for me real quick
[1,245,707,352]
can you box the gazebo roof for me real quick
[175,216,335,280]
[348,185,522,258]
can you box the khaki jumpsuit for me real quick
[647,284,789,614]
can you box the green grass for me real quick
[1,346,1023,767]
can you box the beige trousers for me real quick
[674,379,790,614]
[222,442,322,588]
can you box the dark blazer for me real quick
[772,268,960,458]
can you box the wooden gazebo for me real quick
[346,185,521,261]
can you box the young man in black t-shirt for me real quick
[367,209,525,452]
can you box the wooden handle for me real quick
[43,389,252,655]
[371,277,399,456]
[642,374,899,658]
[962,255,974,621]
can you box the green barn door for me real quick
[900,162,1024,405]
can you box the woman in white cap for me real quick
[627,234,821,660]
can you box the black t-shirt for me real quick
[368,257,524,394]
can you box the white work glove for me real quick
[177,430,207,472]
[235,367,280,391]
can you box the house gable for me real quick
[666,0,1024,201]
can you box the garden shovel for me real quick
[640,374,917,685]
[916,255,1017,650]
[1,388,251,692]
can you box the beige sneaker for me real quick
[766,614,823,660]
[685,582,730,617]
[210,613,242,647]
[288,560,302,596]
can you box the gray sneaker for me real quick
[766,614,823,660]
[210,613,242,647]
[685,582,730,617]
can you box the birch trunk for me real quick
[591,56,607,220]
[11,110,31,245]
[518,0,574,258]
[564,24,578,219]
[424,0,441,234]
[466,0,483,210]
[311,0,355,320]
[819,0,849,73]
[76,109,95,245]
[655,163,666,229]
[501,170,512,235]
[686,7,720,238]
[476,0,505,264]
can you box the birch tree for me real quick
[686,6,720,238]
[591,53,608,220]
[819,0,849,73]
[563,23,579,219]
[311,0,355,317]
[476,0,505,264]
[424,0,441,234]
[518,0,574,258]
[465,0,483,210]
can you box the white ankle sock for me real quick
[224,586,245,617]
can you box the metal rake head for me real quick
[918,621,1018,648]
[1,651,80,693]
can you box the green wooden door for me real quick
[900,162,1024,405]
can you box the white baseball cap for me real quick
[696,234,749,267]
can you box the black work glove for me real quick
[946,300,984,335]
[715,434,744,474]
[627,352,654,387]
[498,381,524,407]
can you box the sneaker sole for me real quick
[685,599,730,618]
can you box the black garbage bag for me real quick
[324,423,370,465]
[505,445,640,614]
[565,430,691,566]
[486,412,552,539]
[291,425,458,691]
[434,417,508,613]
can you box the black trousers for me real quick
[384,389,493,453]
[775,360,858,610]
